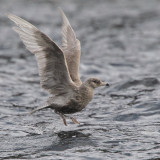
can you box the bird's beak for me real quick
[101,82,109,87]
[106,83,109,87]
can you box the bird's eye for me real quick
[93,80,99,84]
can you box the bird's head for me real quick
[85,78,109,89]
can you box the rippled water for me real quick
[0,0,160,159]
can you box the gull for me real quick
[8,8,109,126]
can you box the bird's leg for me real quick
[70,117,80,124]
[55,111,67,126]
[55,111,80,125]
[64,115,80,124]
[60,114,67,126]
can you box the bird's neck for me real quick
[79,83,94,106]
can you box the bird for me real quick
[8,8,109,126]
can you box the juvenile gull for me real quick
[8,9,109,126]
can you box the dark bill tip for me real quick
[106,83,109,86]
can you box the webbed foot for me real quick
[64,115,80,124]
[55,111,80,126]
[70,117,80,124]
[61,114,67,126]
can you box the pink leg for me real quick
[70,117,80,124]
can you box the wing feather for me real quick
[59,8,82,86]
[8,13,75,95]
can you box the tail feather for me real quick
[30,104,50,114]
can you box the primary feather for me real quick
[59,8,82,86]
[8,13,76,96]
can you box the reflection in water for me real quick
[43,131,92,151]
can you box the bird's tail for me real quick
[30,104,50,114]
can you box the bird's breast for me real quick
[77,86,94,107]
[55,87,94,114]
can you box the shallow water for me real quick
[0,0,160,159]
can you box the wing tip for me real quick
[6,12,13,19]
[58,7,62,12]
[58,7,64,15]
[7,13,17,20]
[58,7,70,25]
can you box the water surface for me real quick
[0,0,160,159]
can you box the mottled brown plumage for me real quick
[8,9,109,126]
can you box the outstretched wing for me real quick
[59,8,82,86]
[8,14,75,95]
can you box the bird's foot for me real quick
[55,111,80,126]
[61,114,67,126]
[70,117,80,124]
[64,114,80,124]
[56,111,67,126]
